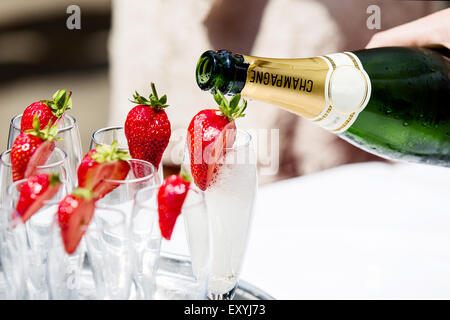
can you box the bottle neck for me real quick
[196,50,249,95]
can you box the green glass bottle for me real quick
[196,47,450,166]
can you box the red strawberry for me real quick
[124,83,171,169]
[11,116,59,182]
[77,141,131,200]
[57,188,95,255]
[91,161,132,200]
[157,172,191,240]
[15,173,62,223]
[187,91,247,191]
[21,89,72,132]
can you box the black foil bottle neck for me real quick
[196,50,249,95]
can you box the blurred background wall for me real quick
[0,0,447,182]
[0,0,111,151]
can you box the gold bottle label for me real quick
[241,52,371,133]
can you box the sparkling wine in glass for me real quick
[183,129,258,300]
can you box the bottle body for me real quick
[196,47,450,166]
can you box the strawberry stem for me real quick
[212,90,247,122]
[151,82,158,100]
[49,173,61,186]
[72,187,94,200]
[41,89,73,118]
[180,165,193,183]
[129,83,169,111]
[91,140,131,163]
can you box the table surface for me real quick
[240,161,450,299]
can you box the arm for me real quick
[366,8,450,49]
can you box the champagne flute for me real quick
[47,205,132,300]
[93,159,160,299]
[183,129,258,299]
[131,185,210,299]
[8,114,83,182]
[0,147,72,299]
[6,179,71,300]
[90,126,164,182]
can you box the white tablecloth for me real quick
[241,161,450,299]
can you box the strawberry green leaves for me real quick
[41,89,73,118]
[129,82,169,111]
[212,90,247,122]
[91,140,131,163]
[25,115,61,142]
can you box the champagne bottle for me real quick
[195,47,450,166]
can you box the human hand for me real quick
[366,8,450,49]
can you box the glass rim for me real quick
[48,204,128,234]
[134,184,205,211]
[11,113,77,133]
[91,126,127,150]
[6,180,68,228]
[103,158,160,184]
[0,147,68,169]
[7,177,70,199]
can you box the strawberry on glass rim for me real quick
[11,115,60,182]
[187,91,247,191]
[77,140,131,200]
[57,187,95,255]
[15,173,62,223]
[157,168,192,240]
[21,89,72,132]
[124,82,171,169]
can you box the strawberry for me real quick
[187,91,247,191]
[157,171,191,240]
[124,83,171,169]
[77,141,131,200]
[11,116,59,182]
[21,89,72,132]
[15,173,62,223]
[57,188,95,255]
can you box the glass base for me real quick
[208,283,238,300]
